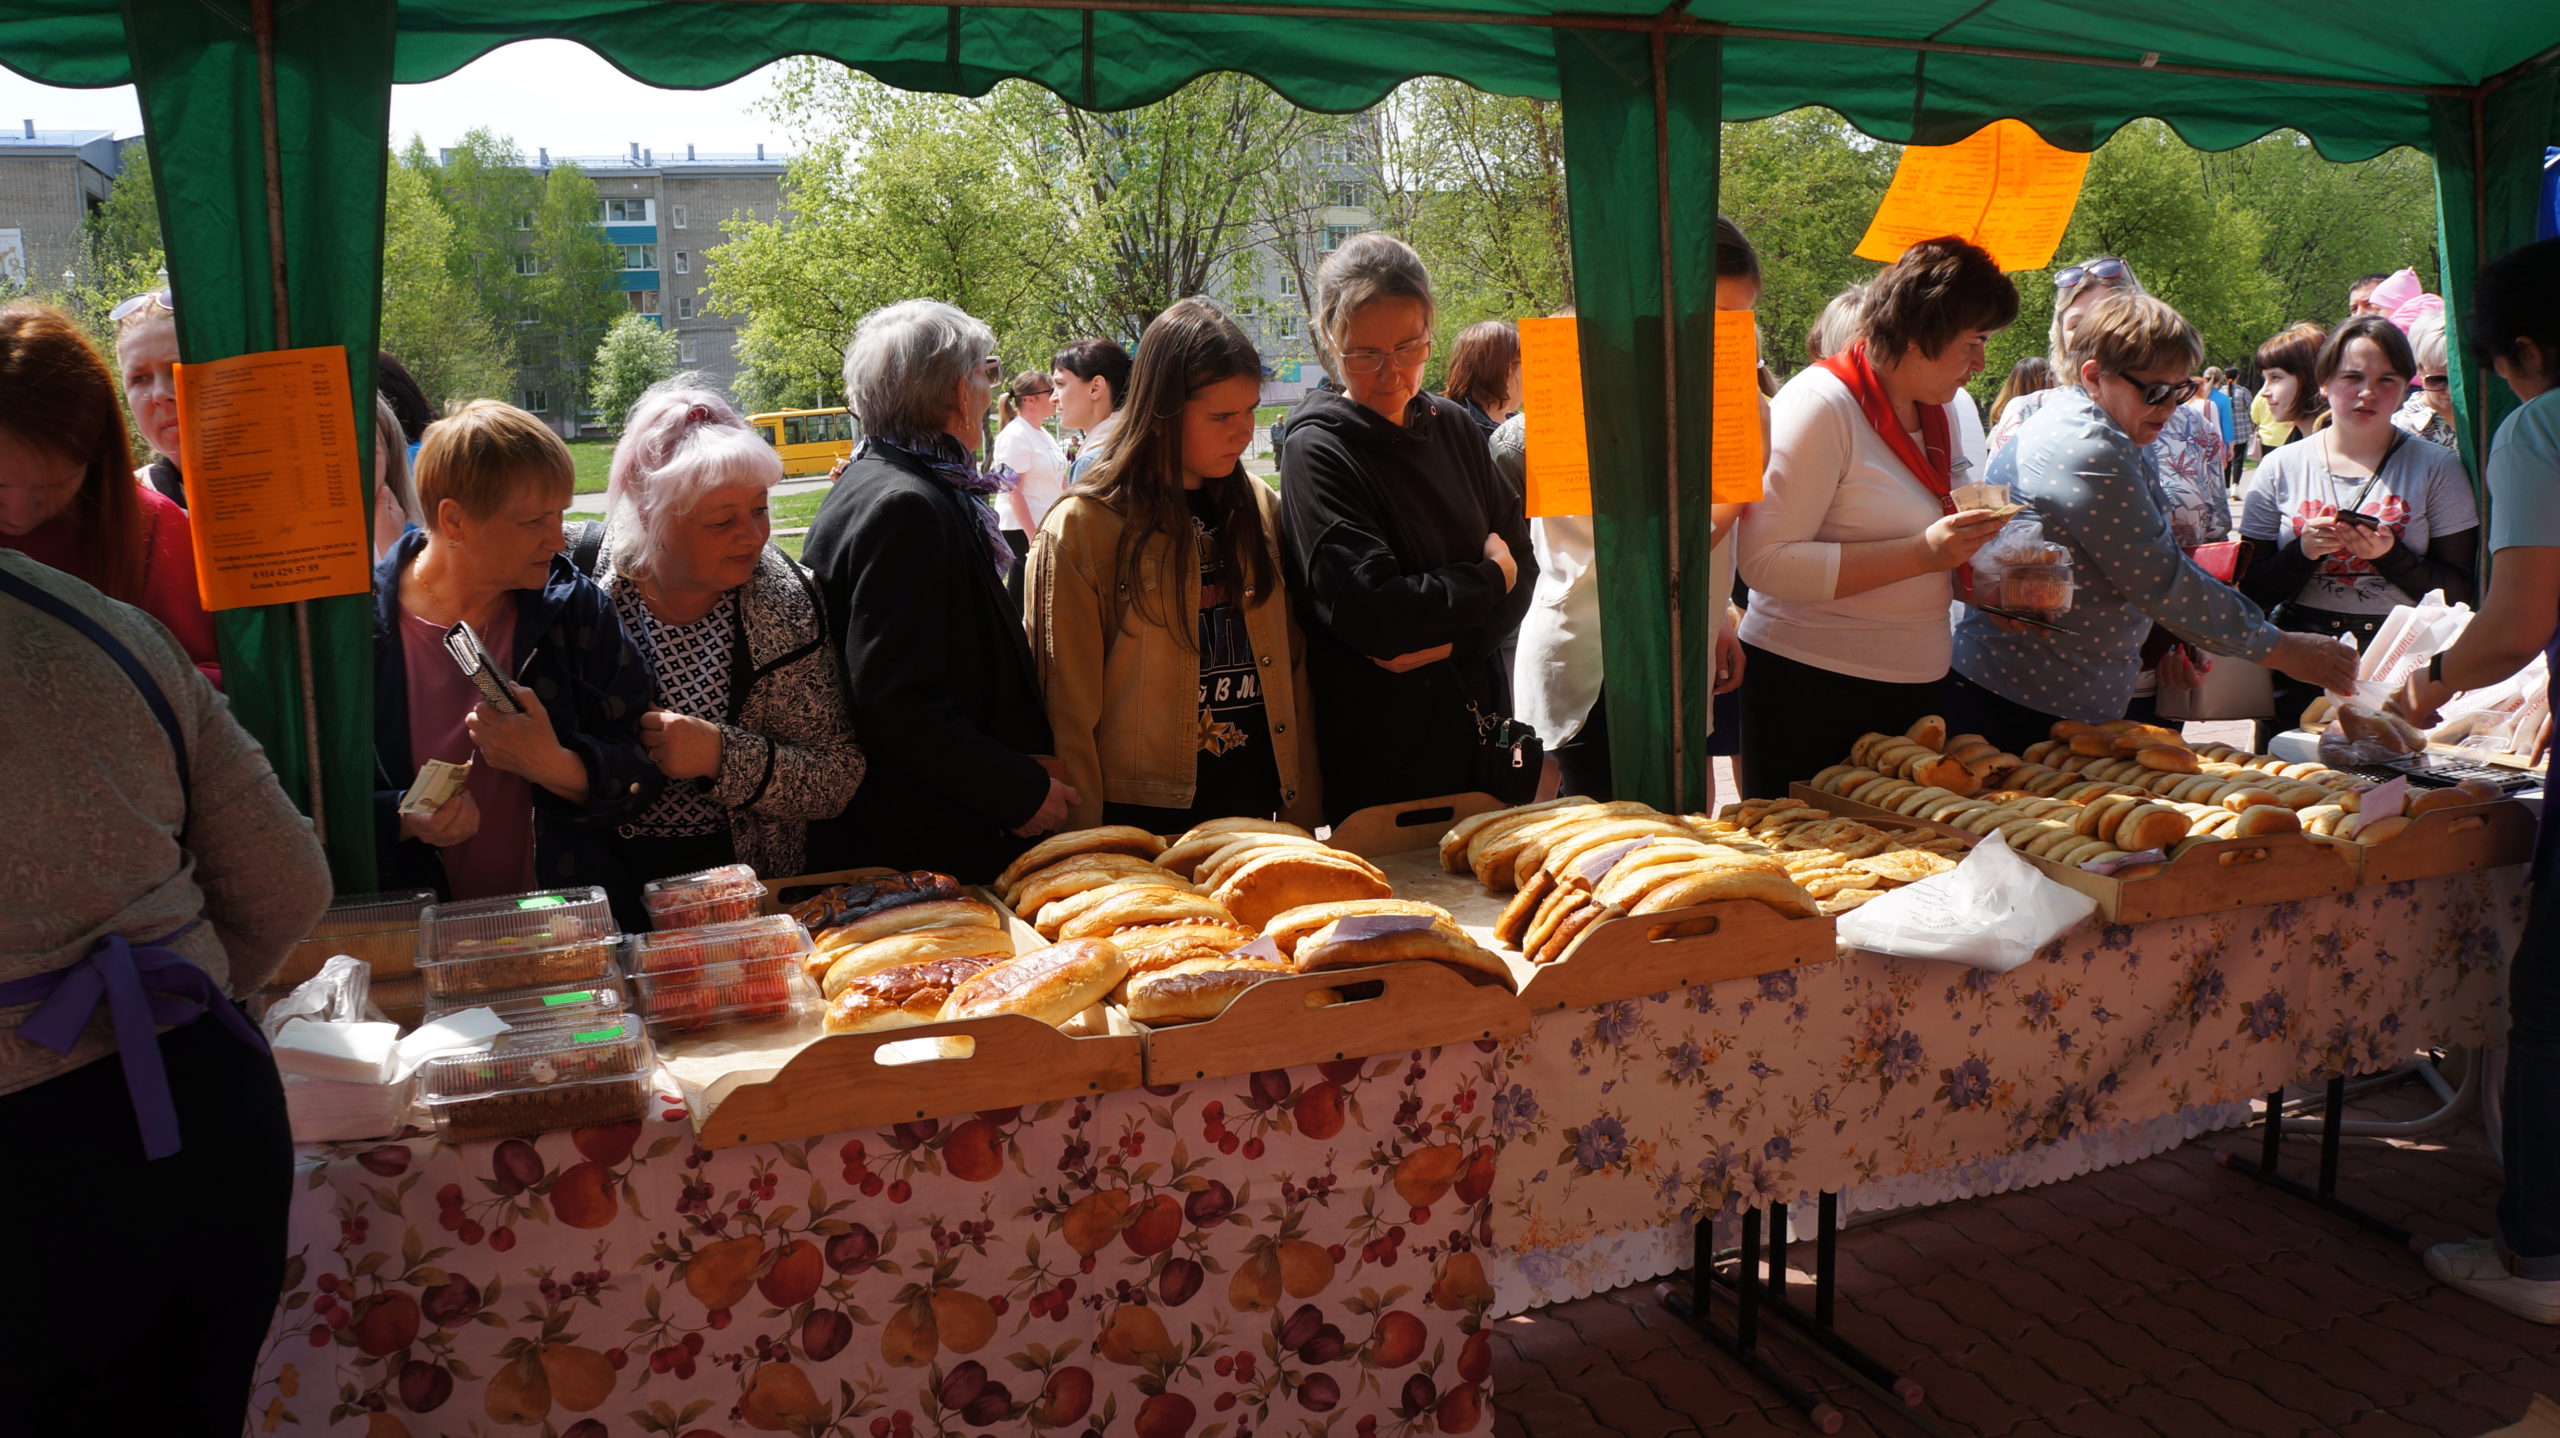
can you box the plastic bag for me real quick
[2316,703,2428,768]
[257,953,381,1041]
[1834,831,2098,972]
[1970,517,2075,619]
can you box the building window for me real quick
[628,290,661,315]
[679,336,699,364]
[602,198,653,224]
[677,295,695,319]
[523,389,548,413]
[1315,136,1354,165]
[1276,313,1299,339]
[513,251,541,276]
[674,251,689,275]
[616,244,657,271]
[1279,272,1298,297]
[671,204,688,229]
[1327,181,1368,209]
[1322,224,1361,252]
[513,211,533,231]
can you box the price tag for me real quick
[1327,915,1440,941]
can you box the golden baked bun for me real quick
[1439,797,1587,872]
[941,939,1131,1027]
[1011,854,1193,913]
[1056,888,1239,941]
[824,955,1001,1034]
[1193,833,1340,891]
[1110,921,1258,977]
[1625,866,1819,919]
[994,826,1167,897]
[1121,957,1302,1025]
[1159,821,1314,877]
[1034,878,1200,940]
[1295,914,1515,990]
[1260,899,1451,959]
[818,896,1004,952]
[1214,849,1396,929]
[820,927,1016,999]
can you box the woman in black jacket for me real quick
[802,300,1074,882]
[1280,233,1534,821]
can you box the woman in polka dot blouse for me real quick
[1947,294,2359,752]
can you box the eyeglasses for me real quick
[2419,373,2450,392]
[1014,385,1053,399]
[2117,373,2202,408]
[1338,338,1431,375]
[110,290,173,324]
[979,357,1003,382]
[2054,258,2130,291]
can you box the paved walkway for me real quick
[1489,1073,2550,1437]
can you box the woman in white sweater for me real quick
[1735,236,2018,798]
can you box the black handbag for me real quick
[1452,666,1543,804]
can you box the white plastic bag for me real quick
[258,953,380,1040]
[1834,832,2098,972]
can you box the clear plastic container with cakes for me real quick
[423,978,631,1033]
[417,887,620,1000]
[628,915,820,1037]
[643,864,766,932]
[417,1019,655,1144]
[274,888,436,990]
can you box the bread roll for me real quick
[1626,866,1820,919]
[1262,898,1450,958]
[1057,888,1239,941]
[1195,833,1338,890]
[1215,850,1396,929]
[1293,914,1514,989]
[940,940,1131,1026]
[824,955,1001,1034]
[819,896,1004,951]
[820,928,1016,999]
[1906,714,1948,752]
[2113,803,2190,853]
[1013,857,1195,917]
[2356,815,2412,844]
[2136,745,2201,774]
[1122,958,1300,1025]
[1112,921,1258,976]
[2232,805,2302,836]
[995,827,1167,896]
[1529,819,1696,886]
[1160,822,1310,877]
[1439,797,1587,872]
[1034,879,1199,940]
[1466,801,1652,885]
[2405,786,2478,816]
[1494,871,1554,948]
[1533,901,1612,965]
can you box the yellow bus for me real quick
[747,407,860,478]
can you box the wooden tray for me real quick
[1139,960,1529,1084]
[1325,792,1508,859]
[1791,784,2356,924]
[1367,846,1837,1014]
[2315,797,2537,885]
[689,1015,1145,1149]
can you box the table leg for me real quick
[1659,1208,1843,1433]
[2220,1079,2415,1245]
[1721,1199,1931,1410]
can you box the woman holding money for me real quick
[370,400,662,919]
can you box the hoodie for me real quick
[1277,386,1534,821]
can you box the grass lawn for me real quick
[771,487,827,562]
[568,439,614,494]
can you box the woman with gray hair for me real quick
[574,377,865,880]
[1279,232,1533,817]
[802,299,1070,880]
[2395,312,2459,449]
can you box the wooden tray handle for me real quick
[2215,846,2270,868]
[1140,960,1529,1083]
[698,1013,1141,1147]
[1326,792,1507,859]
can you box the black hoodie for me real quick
[1277,386,1534,822]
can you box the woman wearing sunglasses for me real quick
[993,370,1067,607]
[2395,313,2460,449]
[2240,314,2478,746]
[1948,294,2356,752]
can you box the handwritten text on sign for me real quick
[1854,118,2091,273]
[1710,308,1765,504]
[174,345,371,610]
[1519,316,1590,518]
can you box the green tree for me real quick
[380,153,513,409]
[427,129,543,352]
[2200,132,2439,340]
[525,162,624,428]
[589,312,680,428]
[1378,81,1574,378]
[1718,111,1899,376]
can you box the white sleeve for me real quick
[1736,381,1854,603]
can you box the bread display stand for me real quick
[1792,784,2355,925]
[1340,795,1840,1015]
[1140,960,1528,1084]
[2320,797,2537,886]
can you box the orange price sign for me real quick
[1710,309,1765,504]
[1519,316,1591,518]
[1854,119,2092,273]
[173,345,372,611]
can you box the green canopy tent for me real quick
[3,1,2555,885]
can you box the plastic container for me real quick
[629,948,820,1039]
[644,864,766,931]
[418,1020,654,1144]
[628,914,812,977]
[2000,559,2075,619]
[423,979,630,1033]
[276,888,435,988]
[417,888,620,999]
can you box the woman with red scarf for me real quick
[1734,236,2019,799]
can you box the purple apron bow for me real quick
[0,927,266,1160]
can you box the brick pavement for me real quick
[1490,1070,2552,1437]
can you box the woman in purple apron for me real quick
[2402,236,2560,1325]
[0,544,333,1424]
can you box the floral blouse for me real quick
[1990,386,2233,549]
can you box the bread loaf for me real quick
[818,896,1004,951]
[819,927,1015,998]
[1160,821,1311,877]
[1440,796,1591,872]
[994,827,1167,897]
[1056,887,1238,941]
[1626,866,1819,919]
[1214,849,1395,929]
[1194,833,1340,890]
[1293,914,1514,989]
[1111,921,1257,976]
[940,940,1131,1026]
[1012,855,1194,914]
[824,955,1001,1034]
[1122,958,1302,1025]
[1261,898,1450,958]
[1034,879,1201,940]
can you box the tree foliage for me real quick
[1378,81,1574,382]
[590,312,681,428]
[380,156,513,410]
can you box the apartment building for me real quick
[0,123,123,287]
[1230,121,1386,406]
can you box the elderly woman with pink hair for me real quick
[580,378,866,880]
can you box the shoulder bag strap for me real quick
[568,519,608,578]
[0,567,192,837]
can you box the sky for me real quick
[0,39,791,159]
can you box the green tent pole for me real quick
[123,0,394,890]
[1557,27,1721,812]
[2431,67,2559,521]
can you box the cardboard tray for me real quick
[1342,795,1840,1013]
[1790,783,2357,924]
[1138,960,1528,1084]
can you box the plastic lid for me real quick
[417,1019,653,1103]
[424,979,630,1030]
[420,887,614,961]
[629,914,811,977]
[629,950,818,1037]
[309,890,436,934]
[644,864,763,904]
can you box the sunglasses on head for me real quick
[2054,257,2130,291]
[110,289,173,324]
[2117,373,2202,408]
[979,356,1003,381]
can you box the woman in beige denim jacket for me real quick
[1028,298,1323,833]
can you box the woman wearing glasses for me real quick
[1279,232,1533,819]
[802,300,1071,881]
[994,370,1068,606]
[2240,315,2478,745]
[2395,313,2460,449]
[1948,294,2357,751]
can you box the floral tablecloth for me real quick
[1486,868,2526,1311]
[250,1043,1506,1438]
